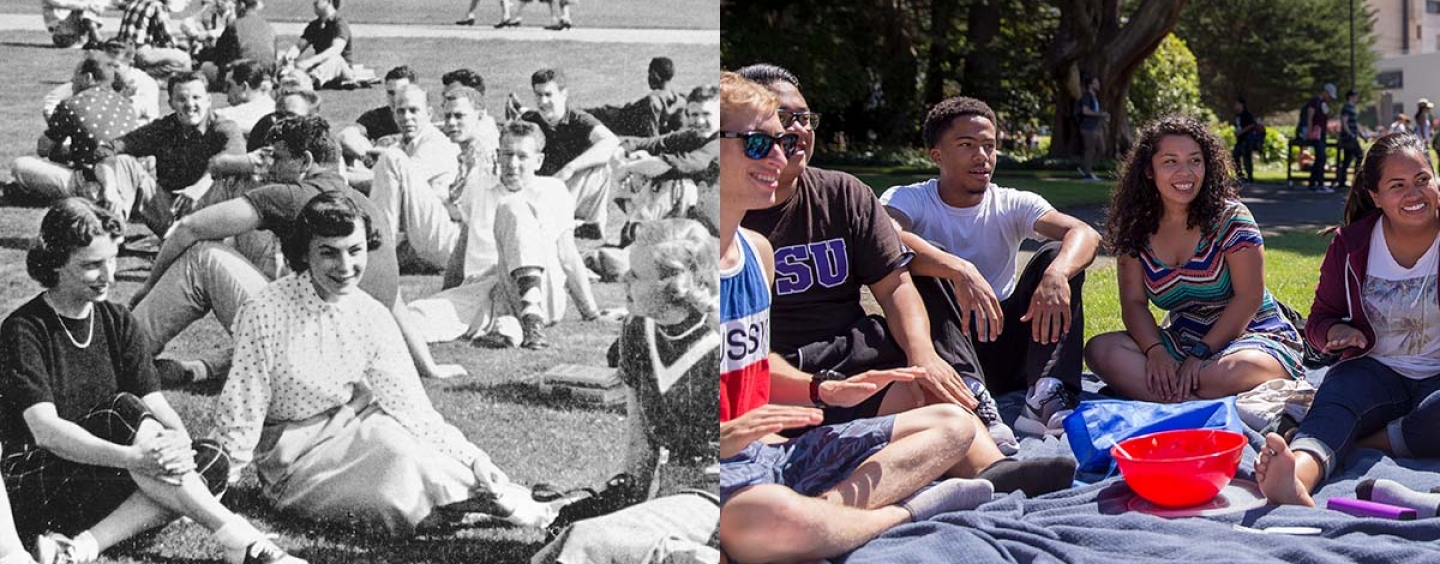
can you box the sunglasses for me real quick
[778,109,822,130]
[720,131,800,159]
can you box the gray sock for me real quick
[1357,478,1440,518]
[899,478,994,522]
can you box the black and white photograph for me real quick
[0,0,719,562]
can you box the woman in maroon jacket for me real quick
[1257,133,1440,506]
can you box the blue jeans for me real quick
[1291,357,1440,479]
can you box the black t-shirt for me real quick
[300,15,352,62]
[355,106,398,141]
[0,296,160,452]
[740,167,910,353]
[242,170,400,307]
[521,108,603,177]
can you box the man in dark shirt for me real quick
[129,115,466,386]
[338,65,416,167]
[95,71,245,238]
[202,0,275,84]
[281,0,354,89]
[1336,89,1363,191]
[520,68,620,240]
[587,57,685,139]
[11,55,141,203]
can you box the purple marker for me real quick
[1327,497,1418,520]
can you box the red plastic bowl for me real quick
[1111,429,1246,508]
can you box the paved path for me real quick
[0,13,718,44]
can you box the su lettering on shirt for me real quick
[773,238,850,295]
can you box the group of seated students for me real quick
[719,64,1440,561]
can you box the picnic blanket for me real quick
[828,387,1440,564]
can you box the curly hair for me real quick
[27,198,123,288]
[631,219,718,316]
[1339,133,1432,227]
[1105,115,1238,257]
[922,96,997,148]
[280,192,382,274]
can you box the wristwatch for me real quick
[809,369,845,407]
[1187,341,1214,360]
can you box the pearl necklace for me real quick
[48,296,95,349]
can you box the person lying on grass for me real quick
[210,191,562,536]
[0,198,304,564]
[1258,133,1440,506]
[1086,115,1304,403]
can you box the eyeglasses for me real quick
[719,131,800,159]
[778,109,821,130]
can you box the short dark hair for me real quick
[27,198,123,288]
[266,115,338,165]
[648,57,675,82]
[281,192,381,274]
[166,70,209,97]
[236,0,261,13]
[76,53,115,87]
[922,96,998,148]
[100,39,134,61]
[531,68,566,89]
[735,63,800,88]
[500,120,546,151]
[443,86,485,113]
[441,68,486,95]
[227,59,270,90]
[687,84,718,104]
[384,65,417,83]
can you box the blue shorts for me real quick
[719,415,895,504]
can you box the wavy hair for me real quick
[1105,115,1237,256]
[27,198,123,288]
[631,219,718,316]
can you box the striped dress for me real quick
[1141,201,1304,378]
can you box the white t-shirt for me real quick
[880,179,1054,301]
[1362,219,1440,379]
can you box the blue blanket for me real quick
[829,391,1440,564]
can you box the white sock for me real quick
[70,532,99,564]
[1030,377,1064,401]
[900,478,994,522]
[213,520,265,551]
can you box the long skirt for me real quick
[253,400,478,537]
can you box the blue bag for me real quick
[1063,397,1245,481]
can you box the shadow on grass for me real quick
[0,40,56,49]
[0,236,32,250]
[449,379,625,414]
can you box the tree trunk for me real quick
[1045,0,1188,159]
[959,0,1004,106]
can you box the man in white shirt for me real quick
[880,96,1100,438]
[40,0,106,48]
[362,84,464,270]
[214,59,275,138]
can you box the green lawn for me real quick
[0,27,702,564]
[844,166,1115,209]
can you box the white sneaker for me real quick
[962,376,1019,455]
[225,540,307,564]
[1015,378,1077,438]
[32,533,80,564]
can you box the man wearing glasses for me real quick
[734,63,1020,455]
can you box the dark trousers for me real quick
[783,275,983,427]
[2,393,229,538]
[1336,137,1362,189]
[1308,137,1328,187]
[970,242,1085,396]
[1232,138,1255,181]
[1292,357,1440,480]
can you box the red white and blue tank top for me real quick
[720,230,771,422]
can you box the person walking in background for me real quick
[1300,83,1335,193]
[1337,89,1364,191]
[1232,96,1260,184]
[1076,74,1107,181]
[1415,99,1434,148]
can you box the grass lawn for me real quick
[841,165,1115,209]
[0,27,707,564]
[0,0,720,29]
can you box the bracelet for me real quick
[1142,342,1164,356]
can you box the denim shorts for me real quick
[719,414,894,504]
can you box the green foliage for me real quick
[1128,34,1215,126]
[1210,121,1291,165]
[1178,0,1378,118]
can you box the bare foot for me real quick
[1254,432,1316,507]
